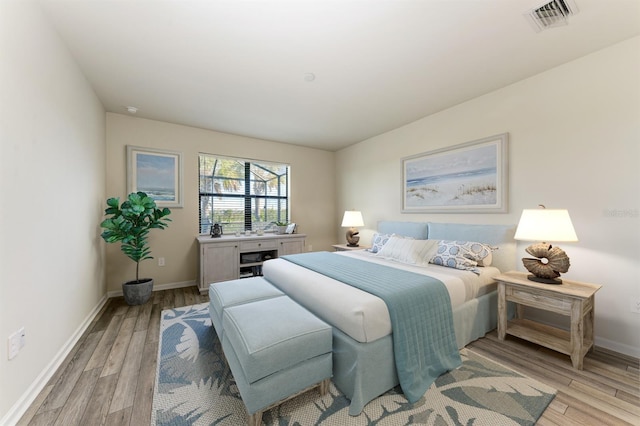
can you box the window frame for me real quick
[198,153,290,235]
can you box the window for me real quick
[199,154,290,234]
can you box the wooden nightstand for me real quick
[495,271,602,370]
[331,244,369,252]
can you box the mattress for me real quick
[261,251,500,344]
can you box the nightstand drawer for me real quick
[240,240,277,251]
[507,287,571,314]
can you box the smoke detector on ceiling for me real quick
[526,0,578,32]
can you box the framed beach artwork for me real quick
[402,133,508,213]
[127,146,184,208]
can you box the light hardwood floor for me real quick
[17,287,640,425]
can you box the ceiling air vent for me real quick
[526,0,578,32]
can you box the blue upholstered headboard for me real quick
[376,221,516,272]
[377,221,429,239]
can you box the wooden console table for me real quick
[197,233,306,293]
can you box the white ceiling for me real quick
[40,0,640,151]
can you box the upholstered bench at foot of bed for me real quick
[216,288,333,426]
[208,277,285,339]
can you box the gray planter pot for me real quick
[122,278,153,305]
[277,226,287,235]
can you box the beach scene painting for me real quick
[402,134,508,213]
[127,146,183,207]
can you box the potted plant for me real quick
[275,221,288,235]
[100,192,171,305]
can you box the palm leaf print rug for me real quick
[152,303,555,425]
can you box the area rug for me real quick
[152,303,556,425]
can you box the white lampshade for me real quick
[514,209,578,242]
[341,211,364,227]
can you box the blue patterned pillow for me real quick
[430,240,495,273]
[460,241,495,266]
[368,233,392,253]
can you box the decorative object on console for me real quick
[514,205,578,284]
[341,210,364,247]
[210,223,223,238]
[275,221,288,234]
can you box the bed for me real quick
[261,221,515,415]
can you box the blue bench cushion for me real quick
[209,277,284,337]
[223,297,332,384]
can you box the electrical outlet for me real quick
[631,298,640,314]
[308,245,312,252]
[158,257,165,267]
[8,327,25,360]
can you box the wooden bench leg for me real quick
[245,379,330,425]
[319,378,330,396]
[248,410,263,426]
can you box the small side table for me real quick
[495,271,601,370]
[332,244,369,252]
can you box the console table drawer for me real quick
[240,240,277,251]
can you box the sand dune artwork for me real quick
[402,134,508,213]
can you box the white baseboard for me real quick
[595,336,640,359]
[525,308,639,358]
[1,295,109,426]
[106,280,196,298]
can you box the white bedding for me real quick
[261,251,500,344]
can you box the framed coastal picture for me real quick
[127,146,184,208]
[402,133,508,213]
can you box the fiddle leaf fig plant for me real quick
[100,192,171,283]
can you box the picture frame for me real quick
[401,133,508,213]
[127,146,183,208]
[285,223,297,234]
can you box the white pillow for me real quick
[376,236,438,266]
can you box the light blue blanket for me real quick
[281,251,461,403]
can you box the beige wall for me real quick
[336,36,640,357]
[2,2,637,421]
[0,1,106,422]
[105,114,336,293]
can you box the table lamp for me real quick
[341,211,364,247]
[514,205,578,284]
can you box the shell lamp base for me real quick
[527,274,563,285]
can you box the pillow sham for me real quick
[459,241,495,266]
[368,232,392,253]
[430,240,494,273]
[368,232,412,253]
[376,236,438,266]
